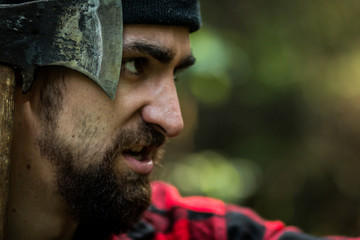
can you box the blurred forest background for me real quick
[156,0,360,237]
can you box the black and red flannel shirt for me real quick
[113,182,360,240]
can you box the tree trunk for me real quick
[0,65,15,240]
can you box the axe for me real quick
[0,0,123,238]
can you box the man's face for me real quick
[37,25,193,237]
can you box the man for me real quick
[5,0,197,239]
[2,0,360,240]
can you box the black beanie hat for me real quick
[0,0,202,32]
[122,0,202,32]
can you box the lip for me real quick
[123,146,155,175]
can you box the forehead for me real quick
[123,24,191,55]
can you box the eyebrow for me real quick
[123,41,175,63]
[123,41,196,69]
[175,54,196,71]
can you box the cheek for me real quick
[115,79,153,115]
[54,113,110,168]
[55,102,111,155]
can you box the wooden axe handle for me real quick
[0,65,15,239]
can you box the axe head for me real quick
[0,0,123,99]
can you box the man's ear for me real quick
[14,70,32,105]
[13,73,40,129]
[14,67,47,119]
[14,87,31,105]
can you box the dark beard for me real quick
[35,67,165,238]
[38,122,165,239]
[63,165,150,239]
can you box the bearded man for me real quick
[5,0,197,239]
[2,0,360,240]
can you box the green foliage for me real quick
[189,73,231,105]
[162,151,261,203]
[161,0,360,236]
[186,30,233,106]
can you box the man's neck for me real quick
[7,151,78,240]
[7,100,78,240]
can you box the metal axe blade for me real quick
[0,0,123,99]
[0,1,123,238]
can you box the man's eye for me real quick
[122,58,146,74]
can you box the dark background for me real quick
[158,0,360,236]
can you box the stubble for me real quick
[35,67,164,238]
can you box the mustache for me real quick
[105,122,166,162]
[117,123,166,149]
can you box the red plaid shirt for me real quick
[113,182,359,240]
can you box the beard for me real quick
[39,120,165,239]
[35,67,165,238]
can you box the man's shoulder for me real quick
[114,182,360,240]
[150,181,226,215]
[117,181,278,240]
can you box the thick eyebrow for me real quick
[123,41,175,63]
[175,54,196,71]
[123,41,196,69]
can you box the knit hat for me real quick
[0,0,202,32]
[122,0,202,32]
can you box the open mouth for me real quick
[123,145,151,161]
[122,145,156,175]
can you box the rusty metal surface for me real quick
[0,0,123,99]
[0,65,15,240]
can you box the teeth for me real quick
[129,146,143,153]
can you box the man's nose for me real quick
[141,79,184,137]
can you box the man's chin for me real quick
[59,164,152,238]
